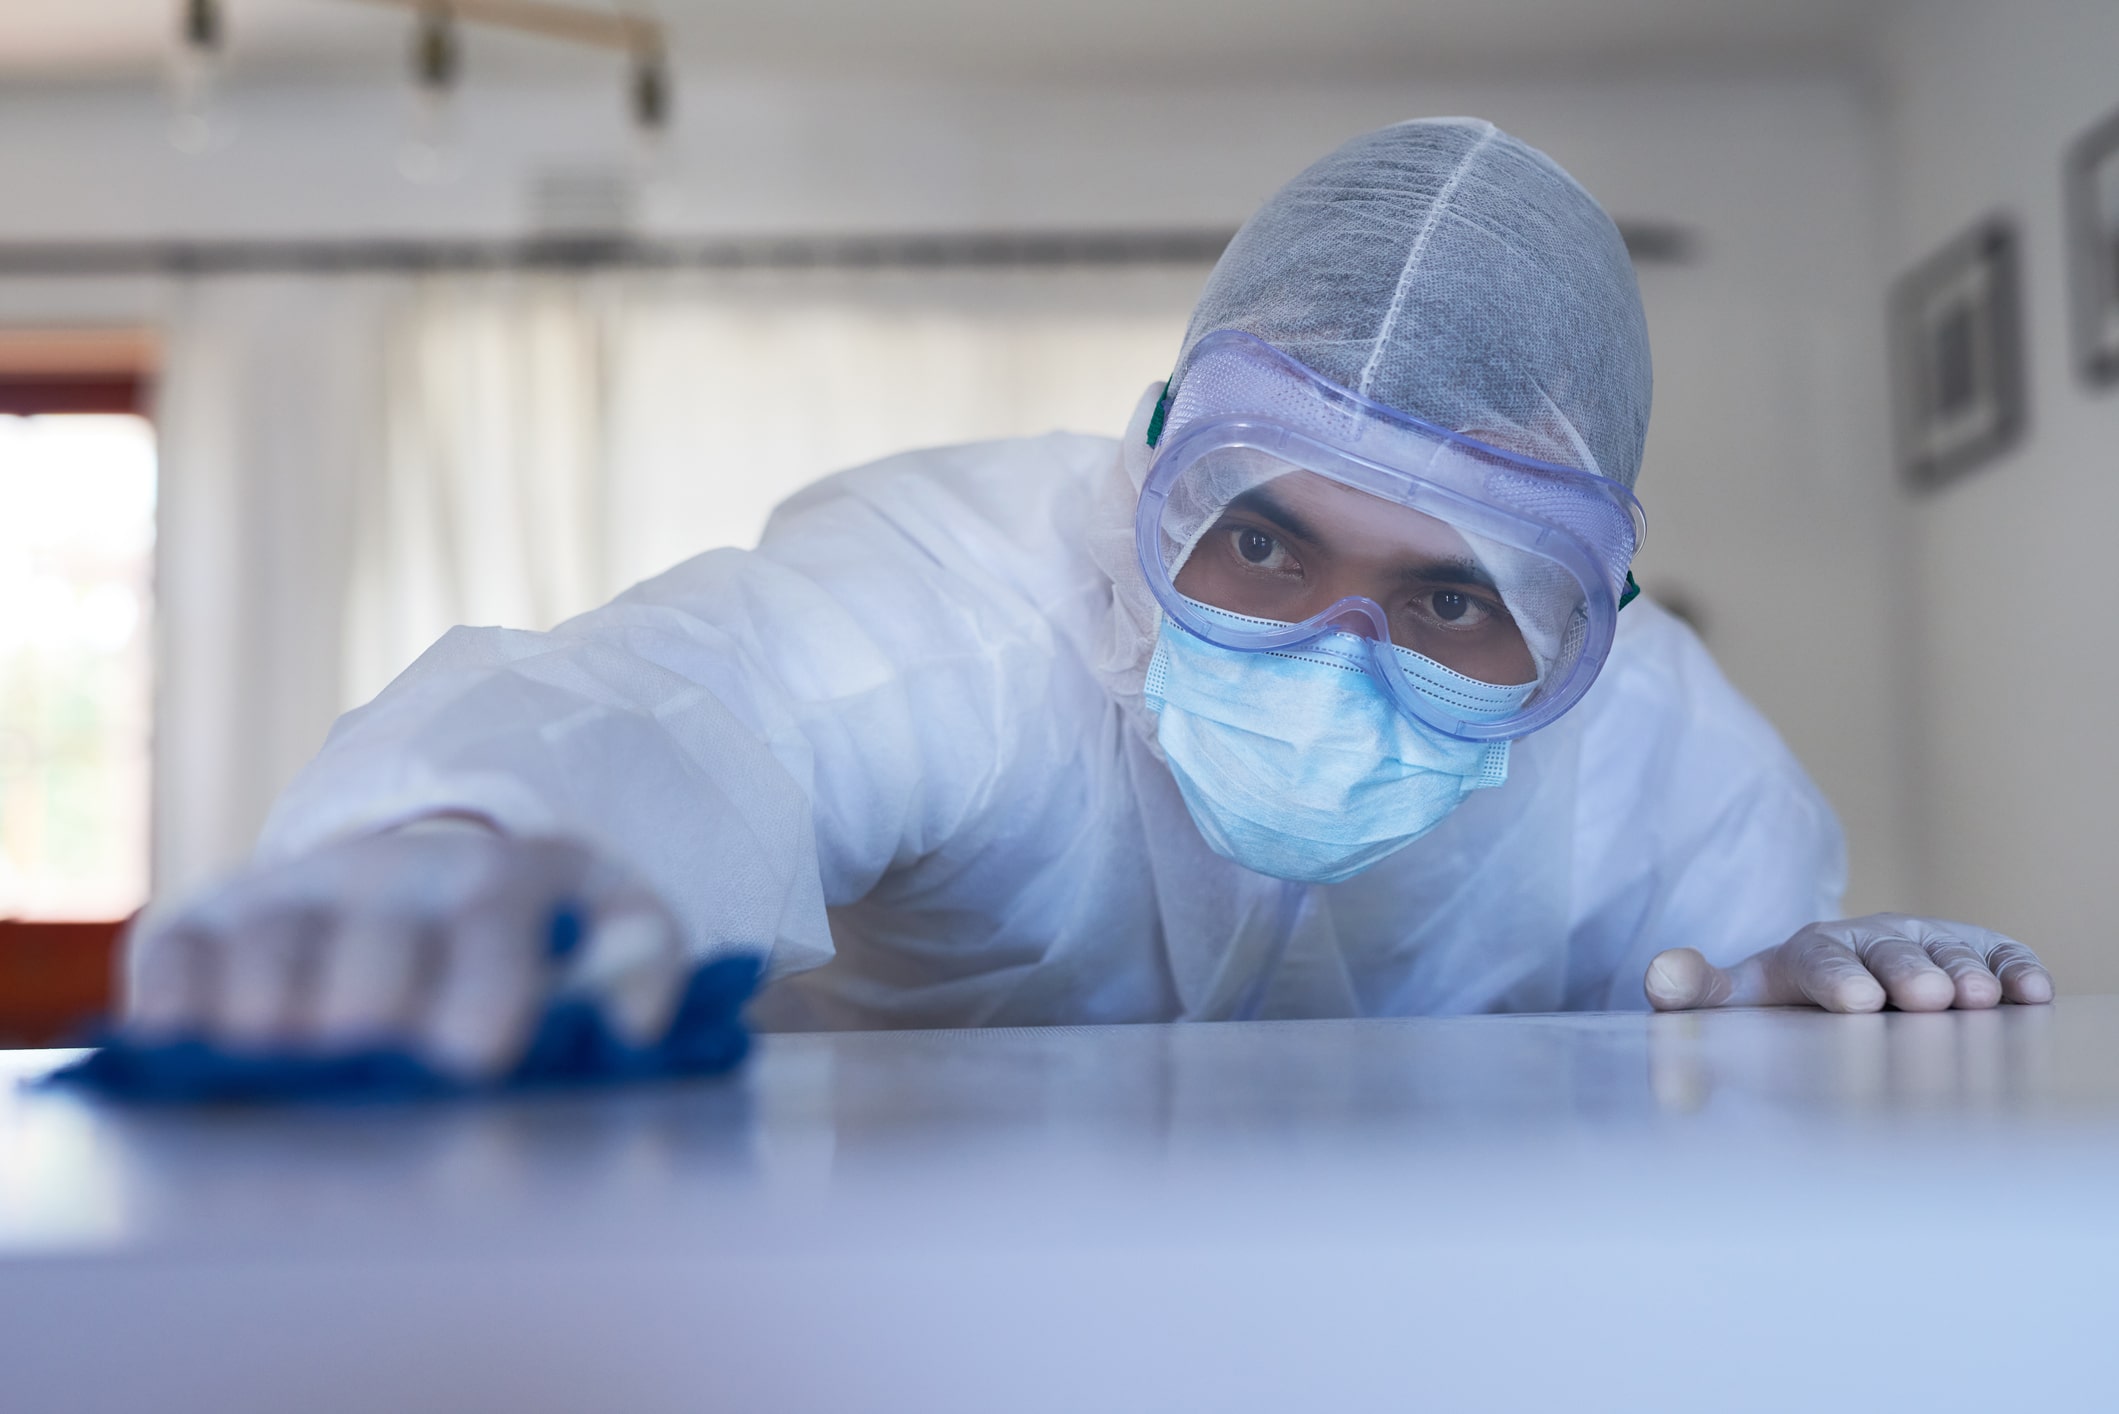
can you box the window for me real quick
[0,331,157,1042]
[0,412,156,921]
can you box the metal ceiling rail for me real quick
[0,221,1692,277]
[344,0,660,55]
[0,230,1243,277]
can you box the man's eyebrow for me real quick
[1221,485,1503,594]
[1397,555,1500,594]
[1225,485,1324,546]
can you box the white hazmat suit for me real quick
[127,119,2054,1059]
[255,371,1844,1026]
[154,115,2026,1052]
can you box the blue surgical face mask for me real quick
[1145,603,1532,884]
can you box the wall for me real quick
[0,66,1916,914]
[1879,0,2119,989]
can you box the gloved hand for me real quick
[121,822,688,1080]
[1644,914,2053,1013]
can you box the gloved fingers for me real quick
[1644,947,1725,1009]
[1652,933,1895,1012]
[1643,947,1778,1010]
[114,829,688,1082]
[1838,914,2054,1008]
[1634,916,2045,1017]
[1845,933,1958,1012]
[208,908,326,1046]
[1986,939,2055,1004]
[307,913,440,1049]
[1912,933,2005,1009]
[1774,929,1887,1013]
[561,898,686,1047]
[123,917,211,1036]
[417,900,553,1082]
[419,892,684,1080]
[1905,918,2054,1005]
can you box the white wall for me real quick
[0,70,1878,244]
[1879,0,2119,990]
[0,66,1916,913]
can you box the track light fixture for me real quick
[630,43,670,136]
[182,0,224,52]
[173,2,672,171]
[399,5,464,183]
[350,0,673,159]
[169,0,234,154]
[413,4,463,94]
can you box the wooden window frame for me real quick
[0,326,159,1045]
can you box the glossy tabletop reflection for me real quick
[5,1000,2118,1412]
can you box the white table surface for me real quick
[3,1000,2117,1412]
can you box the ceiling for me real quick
[2,0,1889,86]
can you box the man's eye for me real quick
[1426,590,1491,627]
[1232,527,1295,571]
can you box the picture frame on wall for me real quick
[1890,216,2027,492]
[2066,105,2119,386]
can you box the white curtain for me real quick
[343,277,607,708]
[600,267,1206,588]
[152,275,393,898]
[152,262,1205,895]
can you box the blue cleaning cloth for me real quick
[46,906,762,1103]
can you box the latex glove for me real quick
[1644,914,2053,1013]
[122,823,687,1080]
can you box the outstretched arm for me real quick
[122,450,1078,1073]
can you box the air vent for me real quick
[528,167,639,240]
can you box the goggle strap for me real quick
[1145,382,1173,449]
[1619,572,1641,610]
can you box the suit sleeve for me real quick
[255,443,1093,983]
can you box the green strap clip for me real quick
[1145,385,1172,449]
[1619,572,1641,610]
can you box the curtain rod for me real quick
[0,231,1237,277]
[0,222,1693,277]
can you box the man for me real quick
[124,119,2050,1079]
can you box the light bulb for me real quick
[628,46,672,178]
[399,6,464,185]
[168,0,235,154]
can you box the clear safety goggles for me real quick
[1135,330,1645,743]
